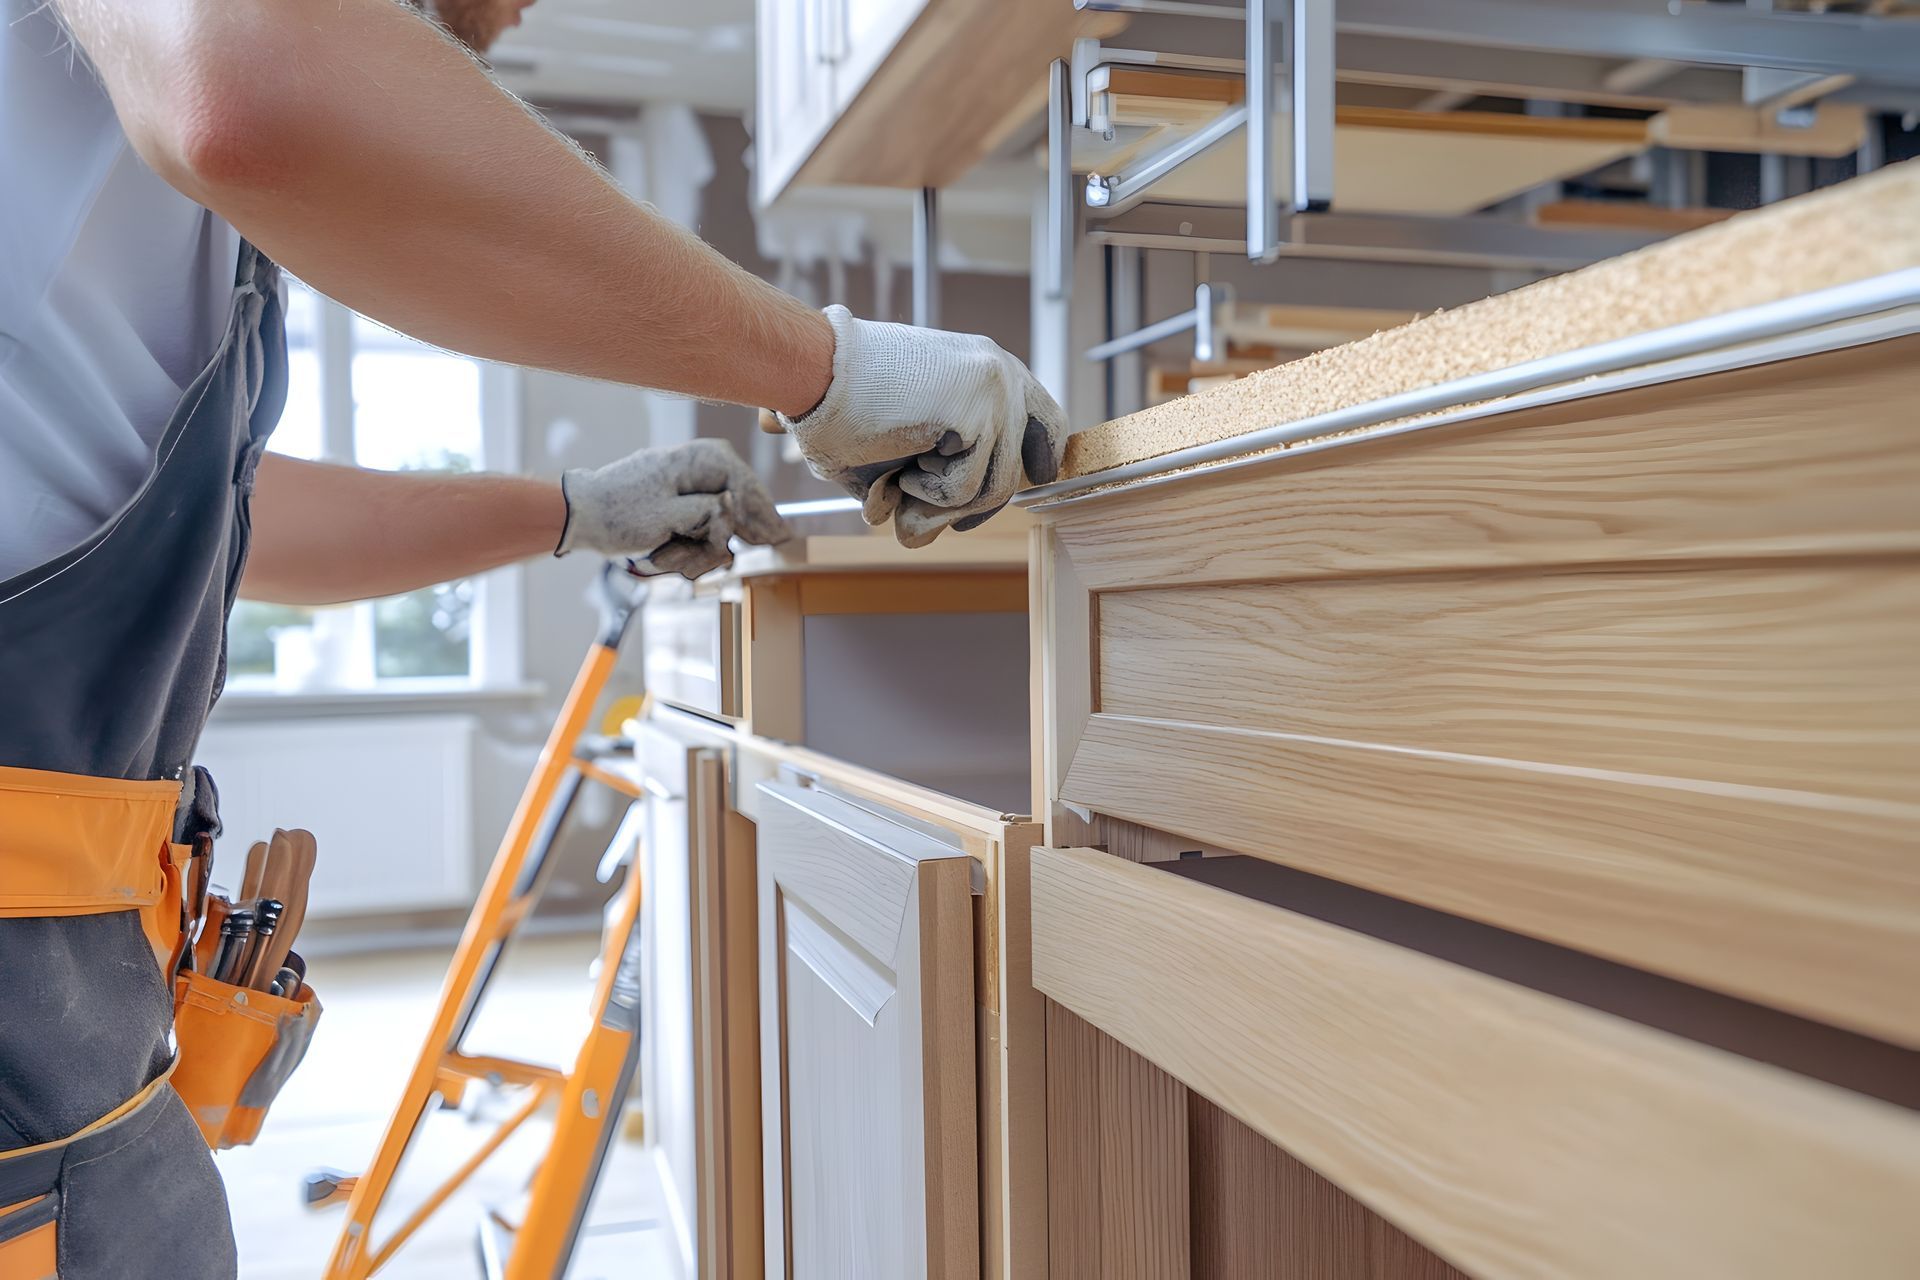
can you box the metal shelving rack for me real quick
[1031,0,1920,421]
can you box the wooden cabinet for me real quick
[1029,307,1920,1273]
[752,0,1117,203]
[754,0,850,207]
[636,540,1042,1279]
[753,780,978,1279]
[636,719,763,1280]
[753,0,929,205]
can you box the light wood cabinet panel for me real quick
[638,725,764,1280]
[1056,341,1920,593]
[1043,338,1920,1047]
[1030,845,1920,1280]
[1097,565,1919,804]
[756,781,979,1280]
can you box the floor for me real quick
[216,933,683,1280]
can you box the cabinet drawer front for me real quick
[1030,845,1920,1280]
[645,595,740,721]
[757,783,979,1280]
[1043,341,1920,1046]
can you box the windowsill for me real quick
[212,682,548,720]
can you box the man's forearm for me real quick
[242,456,564,605]
[55,0,835,417]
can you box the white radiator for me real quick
[193,715,476,920]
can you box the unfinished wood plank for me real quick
[731,529,1031,578]
[1055,340,1920,591]
[794,571,1026,617]
[921,858,982,1280]
[1536,199,1735,233]
[990,826,1049,1280]
[1652,102,1868,156]
[1058,162,1920,479]
[1061,713,1920,1047]
[1227,303,1420,351]
[1047,1001,1105,1280]
[1085,106,1646,217]
[743,576,804,744]
[1043,1000,1192,1280]
[1030,847,1920,1280]
[1097,1035,1191,1280]
[1189,1099,1468,1280]
[1033,523,1093,843]
[719,803,765,1279]
[1096,565,1920,805]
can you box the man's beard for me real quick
[428,0,514,54]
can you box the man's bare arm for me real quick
[52,0,834,417]
[242,456,564,604]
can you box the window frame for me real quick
[226,285,525,696]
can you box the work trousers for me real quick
[0,912,238,1278]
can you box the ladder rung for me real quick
[440,1052,566,1089]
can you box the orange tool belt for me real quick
[0,765,320,1166]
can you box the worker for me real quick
[0,0,1067,1273]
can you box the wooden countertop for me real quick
[1056,160,1920,482]
[724,528,1030,580]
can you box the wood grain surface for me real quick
[1057,341,1920,592]
[1188,1097,1467,1280]
[796,0,1123,191]
[1031,847,1920,1279]
[1097,565,1920,804]
[1044,1002,1192,1280]
[1046,339,1920,1045]
[1062,712,1920,1047]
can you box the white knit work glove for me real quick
[556,439,788,580]
[778,306,1068,548]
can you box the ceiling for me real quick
[487,0,757,113]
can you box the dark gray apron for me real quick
[0,241,286,1279]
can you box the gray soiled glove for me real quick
[777,305,1069,548]
[556,438,789,580]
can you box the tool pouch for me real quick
[171,908,322,1150]
[0,1193,58,1280]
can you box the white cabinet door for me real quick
[832,0,929,113]
[755,0,837,205]
[756,781,979,1280]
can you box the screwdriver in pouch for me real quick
[240,899,285,990]
[209,907,256,985]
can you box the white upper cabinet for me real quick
[754,0,931,205]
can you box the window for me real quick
[227,282,522,694]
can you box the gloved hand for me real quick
[556,439,788,580]
[777,306,1068,548]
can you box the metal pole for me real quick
[912,186,940,328]
[1857,114,1885,176]
[1246,0,1279,260]
[1759,153,1785,205]
[1292,0,1335,213]
[1047,59,1074,301]
[1193,282,1220,363]
[1107,247,1146,418]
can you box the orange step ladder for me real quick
[318,565,653,1279]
